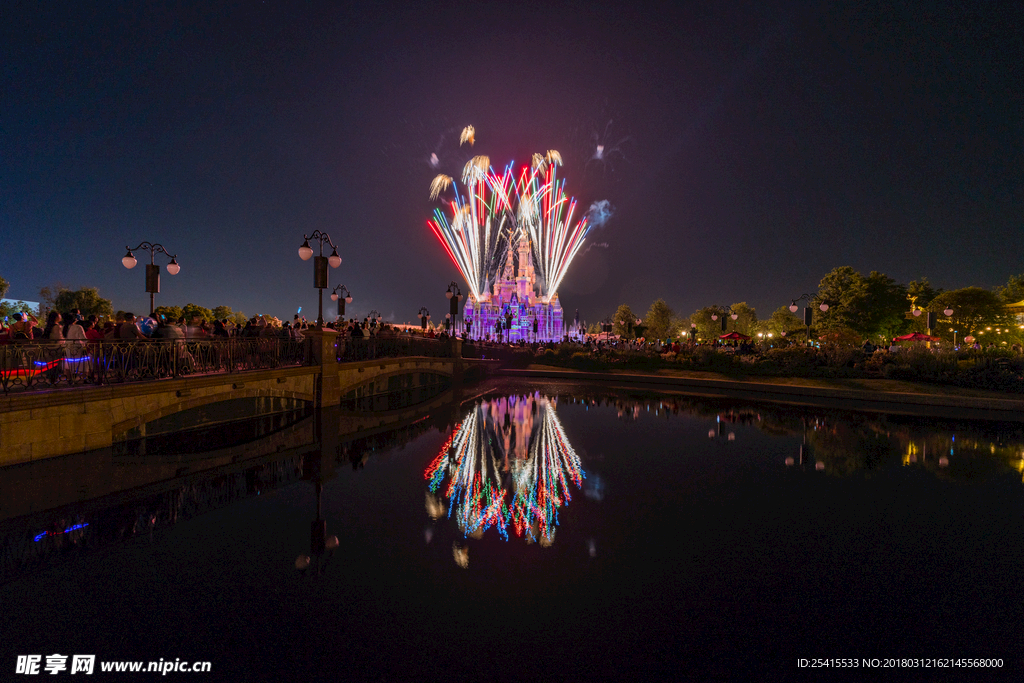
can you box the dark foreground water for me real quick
[2,379,1023,681]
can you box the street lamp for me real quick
[418,307,431,330]
[329,285,353,319]
[122,242,180,317]
[298,231,342,329]
[710,306,738,333]
[789,294,824,346]
[446,281,463,334]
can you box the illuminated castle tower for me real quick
[463,231,563,342]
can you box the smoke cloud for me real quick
[585,199,615,228]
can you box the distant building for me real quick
[1006,299,1024,324]
[0,298,40,315]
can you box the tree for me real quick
[0,275,8,299]
[0,300,32,319]
[612,304,637,338]
[182,303,214,322]
[153,305,185,322]
[643,299,674,339]
[812,267,907,341]
[38,283,69,316]
[726,302,757,336]
[929,288,1010,341]
[689,307,720,342]
[862,271,908,341]
[996,273,1024,304]
[907,278,941,310]
[53,287,114,319]
[211,305,248,323]
[763,306,803,338]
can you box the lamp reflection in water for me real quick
[425,393,585,563]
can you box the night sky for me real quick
[2,1,1022,325]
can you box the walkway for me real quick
[497,365,1024,421]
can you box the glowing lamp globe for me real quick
[730,313,738,320]
[298,240,313,261]
[819,303,829,312]
[331,293,339,301]
[711,314,718,321]
[446,291,453,299]
[166,259,180,275]
[944,308,954,316]
[345,296,352,304]
[913,309,922,316]
[328,248,342,268]
[122,251,137,269]
[789,304,798,313]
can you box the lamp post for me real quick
[368,309,380,329]
[445,282,463,336]
[297,231,342,329]
[936,306,954,341]
[121,242,179,317]
[418,307,431,331]
[710,306,739,337]
[634,317,647,341]
[789,295,826,347]
[329,285,352,319]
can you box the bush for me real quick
[568,352,601,371]
[755,346,820,376]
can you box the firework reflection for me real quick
[424,393,584,546]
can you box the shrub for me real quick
[756,346,819,376]
[569,352,601,371]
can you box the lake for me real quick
[1,378,1021,680]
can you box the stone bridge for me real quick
[0,332,496,466]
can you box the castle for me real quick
[463,232,564,342]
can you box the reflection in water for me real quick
[1,455,303,585]
[425,393,585,546]
[559,390,1024,483]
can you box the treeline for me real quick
[596,267,1024,346]
[0,278,248,326]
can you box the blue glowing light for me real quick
[34,522,89,542]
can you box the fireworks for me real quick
[428,174,452,201]
[426,127,590,301]
[460,125,475,146]
[424,393,585,545]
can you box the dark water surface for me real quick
[2,379,1022,681]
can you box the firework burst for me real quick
[426,129,590,301]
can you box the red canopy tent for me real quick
[719,331,751,340]
[892,332,940,342]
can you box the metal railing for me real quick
[0,338,310,394]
